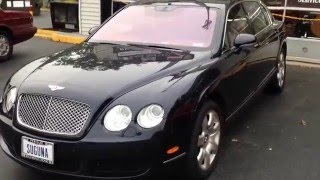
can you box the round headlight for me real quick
[104,105,132,132]
[137,104,164,128]
[5,87,17,112]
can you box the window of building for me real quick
[261,0,285,6]
[262,0,320,39]
[284,11,320,39]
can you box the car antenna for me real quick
[132,0,212,30]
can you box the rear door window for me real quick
[242,1,271,34]
[225,4,253,49]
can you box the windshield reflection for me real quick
[40,43,195,71]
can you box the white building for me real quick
[79,0,133,35]
[79,0,101,35]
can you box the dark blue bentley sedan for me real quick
[0,0,286,179]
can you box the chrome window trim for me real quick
[222,1,242,52]
[241,1,272,35]
[261,3,274,24]
[254,3,273,36]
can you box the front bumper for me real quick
[0,114,185,179]
[13,26,37,45]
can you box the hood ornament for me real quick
[49,85,65,92]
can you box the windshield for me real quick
[89,5,218,49]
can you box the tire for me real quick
[264,48,286,94]
[0,30,13,61]
[185,101,224,180]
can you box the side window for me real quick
[225,4,253,49]
[242,2,271,34]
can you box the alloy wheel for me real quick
[0,35,9,56]
[197,110,221,171]
[277,52,285,87]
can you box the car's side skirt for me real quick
[225,67,277,121]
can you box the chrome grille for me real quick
[17,94,91,136]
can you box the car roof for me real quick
[130,0,235,8]
[131,0,262,9]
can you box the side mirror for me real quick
[234,33,256,47]
[89,26,99,35]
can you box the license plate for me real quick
[21,136,54,165]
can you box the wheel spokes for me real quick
[203,149,211,168]
[197,110,221,170]
[277,53,285,87]
[202,115,209,131]
[197,148,205,162]
[198,134,206,147]
[0,35,9,56]
[209,131,220,146]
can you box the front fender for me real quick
[109,60,219,122]
[0,51,64,117]
[0,57,48,117]
[90,59,221,154]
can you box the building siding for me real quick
[79,0,101,35]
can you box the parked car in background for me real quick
[0,0,286,179]
[0,9,37,61]
[1,0,43,16]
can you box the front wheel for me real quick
[264,49,286,94]
[185,101,223,179]
[0,30,13,61]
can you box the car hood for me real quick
[19,43,210,109]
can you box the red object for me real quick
[0,9,37,45]
[29,5,34,16]
[167,146,180,155]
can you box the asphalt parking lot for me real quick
[0,38,320,180]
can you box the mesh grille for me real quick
[17,94,91,136]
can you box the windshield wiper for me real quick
[127,43,189,52]
[90,41,128,46]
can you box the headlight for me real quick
[104,105,132,132]
[5,87,17,112]
[137,104,164,128]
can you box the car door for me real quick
[218,3,258,114]
[242,1,279,88]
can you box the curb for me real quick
[287,61,320,68]
[35,29,87,44]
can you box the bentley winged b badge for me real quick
[48,85,65,92]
